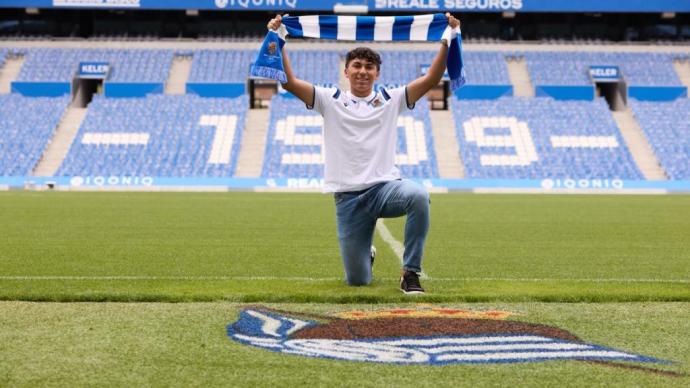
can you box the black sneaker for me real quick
[400,270,425,294]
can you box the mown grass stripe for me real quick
[1,276,687,284]
[0,276,341,281]
[430,277,690,284]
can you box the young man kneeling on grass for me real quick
[268,13,461,294]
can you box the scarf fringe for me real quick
[450,75,466,91]
[250,65,287,84]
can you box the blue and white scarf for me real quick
[250,14,466,90]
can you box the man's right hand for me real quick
[267,13,313,106]
[267,14,283,31]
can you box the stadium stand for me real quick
[262,93,438,179]
[262,96,324,179]
[1,45,687,183]
[56,94,248,177]
[0,94,69,175]
[615,53,683,86]
[378,50,434,85]
[461,51,512,85]
[451,96,643,179]
[378,50,510,85]
[524,52,683,86]
[629,98,690,180]
[288,50,341,84]
[188,49,256,83]
[16,48,173,83]
[188,50,339,85]
[0,48,8,70]
[397,96,439,179]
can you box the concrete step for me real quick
[164,55,192,95]
[611,108,667,180]
[0,55,24,94]
[506,57,535,97]
[430,110,464,178]
[673,59,690,91]
[234,109,270,177]
[32,107,88,177]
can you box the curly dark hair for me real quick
[345,47,382,71]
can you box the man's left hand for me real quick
[445,12,461,29]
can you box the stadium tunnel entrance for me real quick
[595,80,627,111]
[429,81,449,110]
[71,77,103,108]
[249,79,278,109]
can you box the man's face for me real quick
[345,58,380,97]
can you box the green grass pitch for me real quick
[1,192,689,385]
[1,192,688,302]
[1,302,689,386]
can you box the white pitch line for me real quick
[375,219,429,279]
[0,276,341,281]
[0,276,687,283]
[429,277,690,284]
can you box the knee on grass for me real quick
[345,273,372,286]
[346,279,372,287]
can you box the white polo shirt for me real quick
[309,86,414,193]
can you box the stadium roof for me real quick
[2,0,690,13]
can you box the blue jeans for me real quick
[333,179,430,286]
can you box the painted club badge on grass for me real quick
[227,306,670,367]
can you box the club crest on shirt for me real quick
[227,306,672,369]
[371,98,382,107]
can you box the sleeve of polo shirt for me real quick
[309,86,338,114]
[388,86,415,112]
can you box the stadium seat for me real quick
[285,50,341,85]
[188,49,341,86]
[451,96,642,179]
[56,94,248,177]
[524,51,682,86]
[16,48,173,83]
[377,50,510,86]
[188,49,257,83]
[629,98,690,180]
[0,94,69,175]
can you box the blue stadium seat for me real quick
[56,94,248,177]
[451,96,642,179]
[188,49,256,83]
[286,50,341,84]
[16,48,173,83]
[629,98,690,180]
[0,94,69,175]
[524,51,682,86]
[188,49,340,85]
[377,50,510,86]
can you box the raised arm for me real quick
[268,15,315,106]
[406,13,460,105]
